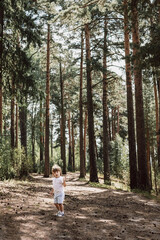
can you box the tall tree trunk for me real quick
[103,18,110,184]
[44,24,50,177]
[153,77,159,157]
[40,96,43,163]
[11,78,15,149]
[32,107,36,172]
[131,0,150,190]
[72,119,75,172]
[4,112,6,137]
[84,110,88,174]
[51,123,53,161]
[80,30,85,178]
[157,76,160,169]
[157,6,160,169]
[151,135,158,195]
[117,106,120,134]
[146,113,152,189]
[124,0,138,189]
[19,96,28,177]
[0,3,3,136]
[108,108,111,141]
[60,62,66,174]
[114,108,116,136]
[68,111,72,171]
[15,102,18,148]
[85,23,98,182]
[150,11,160,169]
[60,116,63,161]
[19,97,27,154]
[112,108,115,140]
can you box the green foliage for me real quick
[0,142,32,180]
[109,134,129,182]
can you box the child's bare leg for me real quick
[59,204,64,212]
[54,204,60,211]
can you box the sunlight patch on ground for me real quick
[66,185,107,193]
[145,201,160,207]
[113,191,126,195]
[98,219,117,225]
[128,217,146,222]
[75,215,88,219]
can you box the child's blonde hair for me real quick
[52,164,62,175]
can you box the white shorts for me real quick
[54,192,65,204]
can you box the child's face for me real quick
[54,170,60,178]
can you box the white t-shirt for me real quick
[52,176,64,194]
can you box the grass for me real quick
[132,189,160,203]
[88,181,130,192]
[81,174,160,203]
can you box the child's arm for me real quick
[63,176,66,187]
[50,187,54,196]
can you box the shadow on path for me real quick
[0,172,160,240]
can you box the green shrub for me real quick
[0,142,32,180]
[109,134,129,182]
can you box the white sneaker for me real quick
[57,211,64,217]
[56,211,61,216]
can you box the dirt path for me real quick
[0,172,160,240]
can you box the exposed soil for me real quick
[0,172,160,240]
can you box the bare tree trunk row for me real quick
[79,30,85,178]
[103,18,110,184]
[44,24,50,177]
[0,4,3,136]
[124,0,138,189]
[131,0,150,190]
[85,23,98,182]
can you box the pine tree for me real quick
[0,1,3,136]
[103,18,110,184]
[60,62,66,174]
[79,30,85,178]
[131,0,150,190]
[44,24,50,177]
[85,23,98,182]
[124,0,137,189]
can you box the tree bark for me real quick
[0,3,3,136]
[44,24,50,177]
[32,106,36,172]
[117,106,120,134]
[79,30,85,178]
[60,62,66,174]
[114,108,116,136]
[124,0,138,189]
[84,110,88,174]
[146,113,152,189]
[19,96,28,177]
[153,77,159,155]
[15,102,18,148]
[131,0,150,190]
[51,123,53,161]
[157,76,160,169]
[103,18,110,184]
[19,97,27,155]
[72,119,75,172]
[108,108,111,141]
[11,78,15,149]
[150,10,160,169]
[68,111,72,171]
[112,108,115,140]
[40,95,43,163]
[151,135,158,195]
[85,23,98,182]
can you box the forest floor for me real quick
[0,172,160,240]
